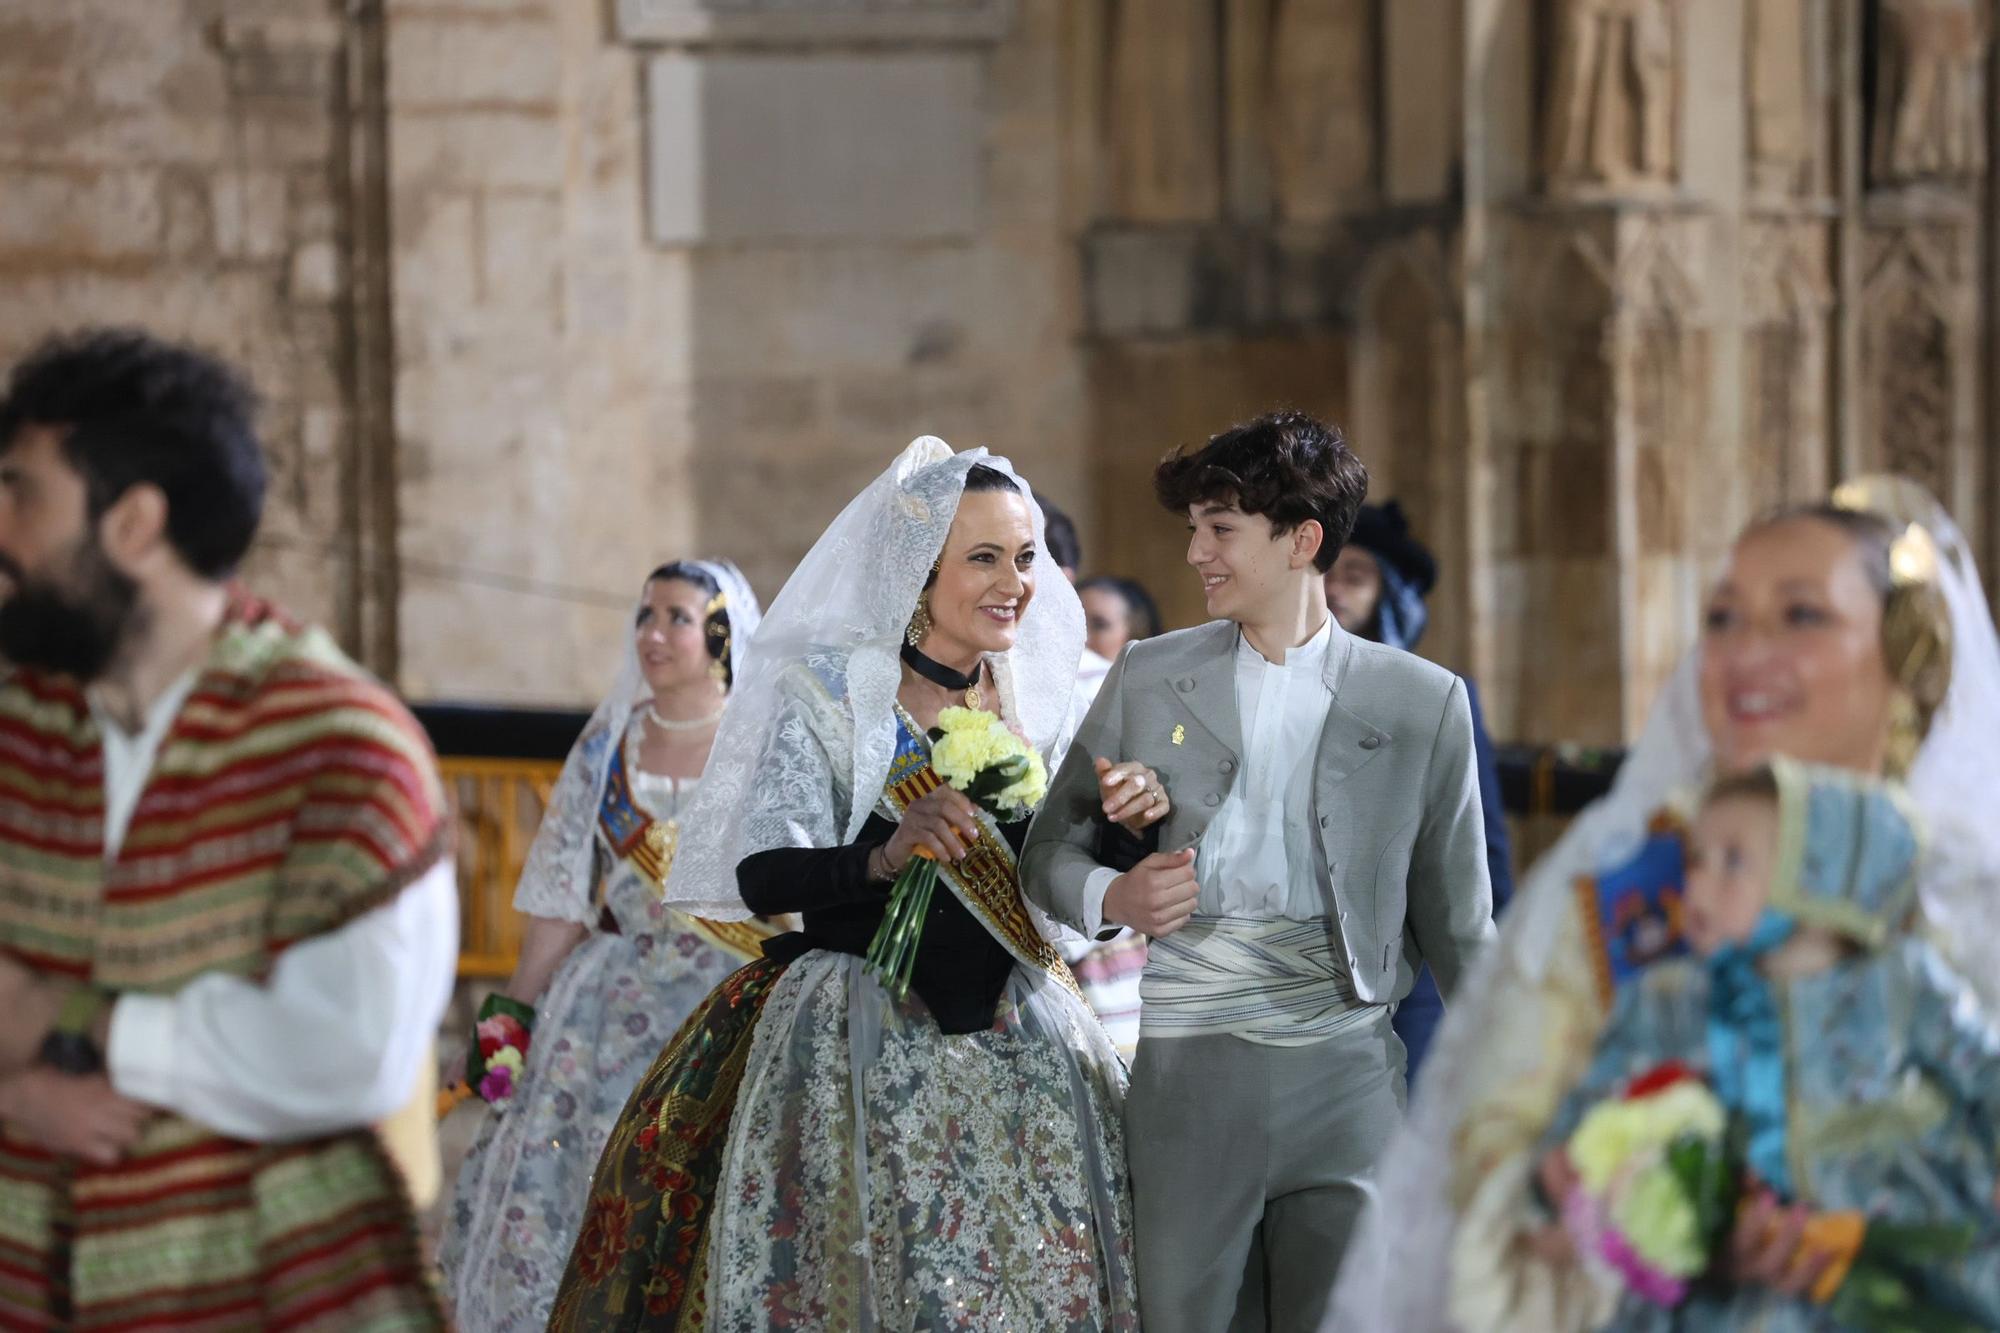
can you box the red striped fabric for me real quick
[0,593,448,1330]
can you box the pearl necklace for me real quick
[645,703,724,733]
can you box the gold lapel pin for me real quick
[1171,724,1186,746]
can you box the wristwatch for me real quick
[36,987,110,1076]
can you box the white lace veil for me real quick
[511,559,763,924]
[661,437,1086,921]
[1849,477,2000,848]
[1496,473,2000,985]
[1325,475,2000,1332]
[1837,477,2000,1002]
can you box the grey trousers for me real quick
[1124,1011,1406,1333]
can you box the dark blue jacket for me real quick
[1391,678,1513,1083]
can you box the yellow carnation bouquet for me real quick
[864,707,1048,1000]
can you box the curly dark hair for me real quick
[1153,410,1368,573]
[0,328,266,579]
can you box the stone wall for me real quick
[0,0,388,659]
[382,0,1088,704]
[1457,0,1996,742]
[3,0,1996,744]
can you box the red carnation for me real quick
[1624,1061,1698,1100]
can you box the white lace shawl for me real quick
[660,437,1085,921]
[511,560,762,923]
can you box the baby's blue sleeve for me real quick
[1542,962,1708,1154]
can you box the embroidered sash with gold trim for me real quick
[684,915,781,963]
[599,743,784,960]
[879,715,1082,1002]
[598,742,678,889]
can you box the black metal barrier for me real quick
[1494,744,1623,818]
[412,703,590,762]
[412,704,1626,822]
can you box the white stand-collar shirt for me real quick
[1194,617,1336,920]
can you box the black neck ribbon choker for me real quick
[900,642,981,693]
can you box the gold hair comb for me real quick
[1889,522,1939,589]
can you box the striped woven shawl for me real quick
[0,593,449,1331]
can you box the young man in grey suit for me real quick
[1021,411,1495,1331]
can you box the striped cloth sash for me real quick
[1139,914,1375,1047]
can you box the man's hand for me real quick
[1095,757,1170,836]
[0,1068,152,1166]
[0,954,64,1073]
[1102,848,1200,937]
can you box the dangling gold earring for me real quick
[1884,690,1922,778]
[709,659,729,697]
[906,589,933,647]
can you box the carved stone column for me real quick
[1870,0,1988,185]
[1855,0,1988,551]
[1543,0,1682,196]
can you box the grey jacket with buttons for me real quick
[1021,618,1495,1005]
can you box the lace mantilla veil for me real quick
[511,560,763,924]
[660,436,1086,922]
[1325,476,2000,1332]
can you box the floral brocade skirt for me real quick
[548,949,1139,1332]
[439,918,750,1332]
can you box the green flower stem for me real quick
[882,864,937,1000]
[887,870,938,999]
[865,857,940,1001]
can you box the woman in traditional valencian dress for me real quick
[440,560,776,1332]
[1327,476,2000,1331]
[548,438,1142,1331]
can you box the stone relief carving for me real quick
[1543,0,1680,192]
[1103,0,1222,223]
[1874,297,1953,495]
[1614,217,1703,325]
[1515,226,1616,558]
[1265,0,1374,222]
[615,0,1013,43]
[1740,221,1834,509]
[1354,240,1470,667]
[1619,223,1705,556]
[1870,0,1989,185]
[1747,0,1817,195]
[1860,225,1970,501]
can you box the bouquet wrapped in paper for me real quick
[865,707,1047,1000]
